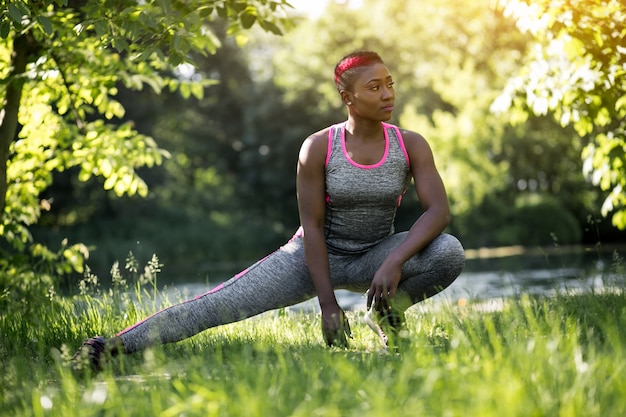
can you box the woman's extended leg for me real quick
[116,237,316,354]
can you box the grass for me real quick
[1,254,625,417]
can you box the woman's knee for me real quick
[433,233,465,274]
[399,234,465,302]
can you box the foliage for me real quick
[32,22,304,279]
[0,238,88,320]
[0,0,293,279]
[507,195,582,246]
[493,0,626,229]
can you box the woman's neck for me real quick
[344,118,384,142]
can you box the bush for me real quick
[453,194,582,248]
[509,195,582,246]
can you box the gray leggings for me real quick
[117,232,465,353]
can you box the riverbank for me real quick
[1,272,625,416]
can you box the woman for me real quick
[73,51,464,371]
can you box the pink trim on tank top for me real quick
[341,123,389,169]
[325,127,334,167]
[322,122,409,204]
[325,124,339,203]
[383,122,410,167]
[325,123,409,167]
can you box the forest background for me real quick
[1,0,625,288]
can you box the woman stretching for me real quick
[72,50,465,370]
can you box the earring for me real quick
[347,101,352,105]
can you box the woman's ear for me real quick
[340,90,353,106]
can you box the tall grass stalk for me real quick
[1,255,625,416]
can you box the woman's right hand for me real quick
[321,303,352,347]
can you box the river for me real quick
[158,244,625,314]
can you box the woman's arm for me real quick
[297,131,351,346]
[367,130,451,310]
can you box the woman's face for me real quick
[347,63,395,121]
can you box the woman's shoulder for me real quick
[307,125,334,142]
[390,126,428,148]
[301,126,332,150]
[388,125,424,142]
[391,126,434,162]
[298,125,334,164]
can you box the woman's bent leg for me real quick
[342,233,464,348]
[396,233,465,303]
[117,237,316,353]
[342,233,465,306]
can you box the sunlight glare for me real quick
[289,0,363,19]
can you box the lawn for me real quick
[1,258,625,417]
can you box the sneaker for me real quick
[363,308,389,348]
[71,336,110,372]
[363,308,405,351]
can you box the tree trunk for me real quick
[0,34,33,217]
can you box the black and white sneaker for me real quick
[71,336,110,372]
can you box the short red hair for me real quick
[334,51,384,90]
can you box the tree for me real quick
[493,0,626,229]
[0,0,292,275]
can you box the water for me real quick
[159,245,625,313]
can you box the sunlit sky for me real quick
[288,0,363,19]
[288,0,328,18]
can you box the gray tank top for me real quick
[324,122,412,254]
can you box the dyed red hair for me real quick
[334,51,384,90]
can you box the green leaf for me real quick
[7,4,23,24]
[94,20,108,38]
[573,117,593,137]
[168,52,184,67]
[0,21,10,39]
[259,20,282,35]
[126,74,164,94]
[104,173,118,190]
[199,6,214,17]
[78,168,92,182]
[240,13,257,29]
[173,35,182,51]
[234,33,249,47]
[594,107,611,127]
[616,94,626,114]
[612,209,626,230]
[112,36,130,51]
[201,28,221,54]
[38,15,53,36]
[179,82,191,99]
[226,21,241,36]
[190,82,204,100]
[563,37,585,59]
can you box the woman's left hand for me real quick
[321,303,352,347]
[367,261,402,313]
